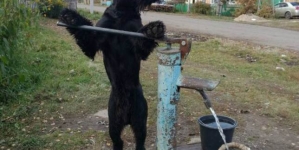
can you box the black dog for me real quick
[59,0,165,149]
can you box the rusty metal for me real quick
[157,48,181,149]
[176,76,219,91]
[156,48,180,66]
[198,90,212,109]
[163,38,192,64]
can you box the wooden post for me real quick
[187,0,189,13]
[272,0,275,15]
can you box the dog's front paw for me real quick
[59,8,93,26]
[140,21,165,39]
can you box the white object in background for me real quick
[90,0,94,14]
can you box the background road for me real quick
[78,4,299,51]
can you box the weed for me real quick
[0,0,40,103]
[191,2,212,15]
[37,0,66,18]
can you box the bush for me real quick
[257,3,273,18]
[37,0,66,18]
[191,2,211,15]
[77,9,102,20]
[0,0,39,103]
[149,4,175,12]
[235,0,257,16]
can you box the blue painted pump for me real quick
[156,39,219,149]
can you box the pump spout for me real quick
[177,76,219,109]
[197,90,212,109]
[176,76,219,91]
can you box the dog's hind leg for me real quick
[109,123,125,150]
[130,90,148,150]
[131,116,147,150]
[109,113,125,150]
[108,94,126,150]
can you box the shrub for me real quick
[0,0,39,103]
[191,2,211,15]
[37,0,66,18]
[235,0,257,16]
[257,3,273,18]
[77,9,102,20]
[149,4,175,12]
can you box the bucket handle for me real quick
[218,142,251,150]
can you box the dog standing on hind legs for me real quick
[59,0,165,149]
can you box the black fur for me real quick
[59,1,165,149]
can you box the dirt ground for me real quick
[47,18,299,149]
[55,103,299,150]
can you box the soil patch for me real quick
[55,114,109,133]
[234,14,268,22]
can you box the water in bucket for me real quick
[197,90,237,150]
[198,112,237,150]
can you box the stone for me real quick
[188,136,201,145]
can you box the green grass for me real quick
[250,19,299,31]
[1,14,299,149]
[0,17,110,149]
[185,39,299,117]
[77,9,102,21]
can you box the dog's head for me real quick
[113,0,160,11]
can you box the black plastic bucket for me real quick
[198,115,237,150]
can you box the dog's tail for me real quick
[59,8,99,60]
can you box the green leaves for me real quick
[37,0,66,18]
[0,0,39,102]
[0,7,3,16]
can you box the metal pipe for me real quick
[197,90,212,109]
[57,21,172,42]
[176,75,217,109]
[157,48,181,149]
[176,76,219,91]
[57,21,148,38]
